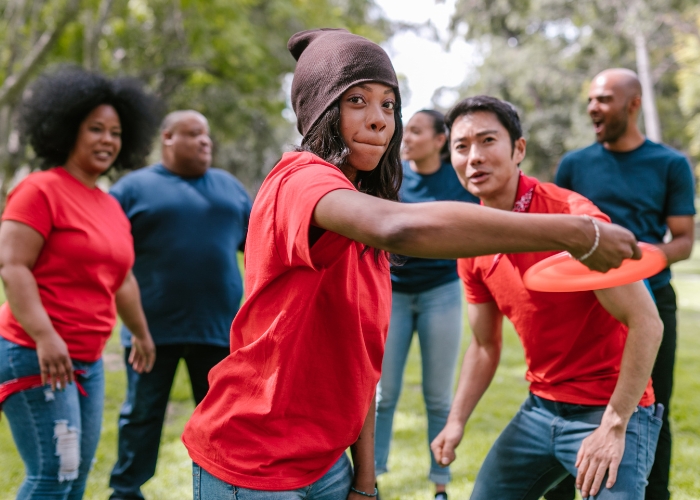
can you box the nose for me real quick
[587,99,598,115]
[367,103,388,132]
[467,144,484,166]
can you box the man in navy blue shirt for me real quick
[108,110,252,500]
[551,69,695,500]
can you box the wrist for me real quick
[350,485,378,497]
[352,474,376,493]
[565,215,597,258]
[601,405,630,431]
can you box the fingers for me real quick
[606,459,620,489]
[430,434,457,467]
[42,356,73,391]
[630,241,642,260]
[576,453,620,498]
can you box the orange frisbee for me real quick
[522,242,667,292]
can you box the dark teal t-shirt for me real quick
[391,161,478,293]
[555,140,695,290]
[111,164,252,347]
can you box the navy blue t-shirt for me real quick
[556,140,695,290]
[391,161,478,293]
[111,164,252,347]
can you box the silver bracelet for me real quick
[574,215,600,262]
[350,486,378,497]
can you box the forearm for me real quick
[604,321,662,428]
[115,273,150,339]
[320,198,595,259]
[349,396,376,492]
[0,264,57,341]
[447,341,500,426]
[656,235,693,265]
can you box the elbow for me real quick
[648,315,664,352]
[371,216,416,254]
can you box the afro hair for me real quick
[20,66,163,170]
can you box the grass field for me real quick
[2,252,700,499]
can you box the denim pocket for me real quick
[642,406,663,475]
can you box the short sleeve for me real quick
[275,163,354,269]
[561,189,611,223]
[457,258,494,304]
[238,188,253,252]
[554,156,573,190]
[109,177,132,214]
[2,179,53,239]
[665,157,696,217]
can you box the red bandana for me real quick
[485,171,539,278]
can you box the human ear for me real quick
[512,137,527,163]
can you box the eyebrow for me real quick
[452,129,499,142]
[357,83,395,95]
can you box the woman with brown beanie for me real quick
[182,28,640,500]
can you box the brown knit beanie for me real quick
[288,28,400,135]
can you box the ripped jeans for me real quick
[0,337,105,500]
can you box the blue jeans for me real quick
[0,337,105,500]
[192,453,353,499]
[375,280,462,484]
[471,394,662,500]
[109,343,229,499]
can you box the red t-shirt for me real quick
[0,168,134,362]
[458,174,654,406]
[182,152,391,490]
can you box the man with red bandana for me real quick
[431,95,664,500]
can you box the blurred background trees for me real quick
[446,0,700,179]
[0,0,389,200]
[1,0,700,199]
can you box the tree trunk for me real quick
[635,31,662,142]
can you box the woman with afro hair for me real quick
[0,67,160,499]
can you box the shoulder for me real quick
[644,140,685,158]
[560,143,602,165]
[534,183,610,221]
[111,164,162,192]
[208,168,248,191]
[266,151,352,187]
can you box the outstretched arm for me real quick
[431,301,503,466]
[314,190,640,272]
[575,282,663,498]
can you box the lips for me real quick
[469,171,490,184]
[354,137,387,147]
[94,151,113,161]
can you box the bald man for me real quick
[108,111,252,500]
[552,69,695,500]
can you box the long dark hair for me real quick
[296,100,403,261]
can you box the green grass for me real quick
[2,250,700,499]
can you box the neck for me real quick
[603,125,646,152]
[481,171,520,211]
[62,161,99,188]
[162,157,208,178]
[409,154,441,175]
[340,164,358,185]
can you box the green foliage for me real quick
[448,0,695,179]
[6,270,700,498]
[674,6,700,172]
[0,0,390,193]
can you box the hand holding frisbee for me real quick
[523,242,667,292]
